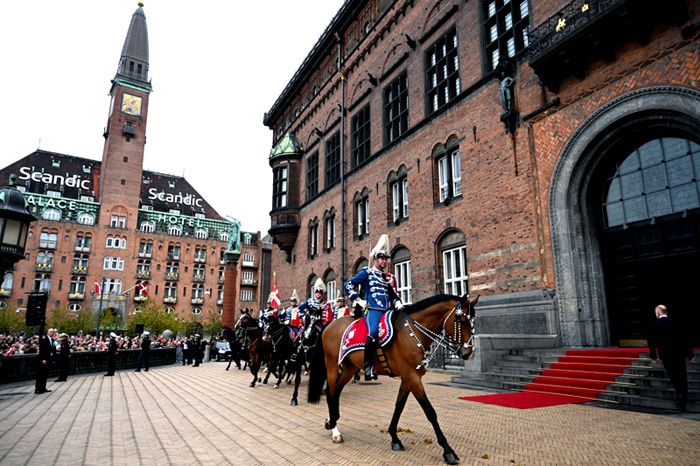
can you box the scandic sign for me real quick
[19,166,91,190]
[147,188,204,207]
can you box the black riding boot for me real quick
[364,336,377,381]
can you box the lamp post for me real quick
[0,175,36,276]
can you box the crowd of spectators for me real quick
[1,331,178,357]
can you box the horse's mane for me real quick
[402,294,459,315]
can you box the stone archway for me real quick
[549,86,700,347]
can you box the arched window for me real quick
[604,137,700,228]
[353,257,368,274]
[192,307,202,315]
[219,231,229,242]
[437,230,468,296]
[1,272,13,293]
[77,212,95,225]
[164,306,174,314]
[392,246,412,303]
[42,208,61,221]
[323,269,337,302]
[195,228,208,239]
[68,304,81,312]
[168,224,182,236]
[140,220,155,232]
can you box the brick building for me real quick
[0,5,267,326]
[264,0,700,372]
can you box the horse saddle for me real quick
[338,311,395,366]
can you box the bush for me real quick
[0,305,25,334]
[127,303,182,336]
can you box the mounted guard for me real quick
[278,289,305,341]
[344,233,403,381]
[299,278,334,329]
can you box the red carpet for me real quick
[460,348,648,408]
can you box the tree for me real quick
[0,305,25,334]
[127,303,182,336]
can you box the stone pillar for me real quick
[221,251,240,328]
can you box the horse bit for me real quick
[405,301,475,370]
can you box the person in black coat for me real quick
[54,333,71,382]
[192,334,202,367]
[135,331,151,372]
[648,304,695,411]
[105,332,118,376]
[34,329,55,394]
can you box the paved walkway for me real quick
[0,362,698,465]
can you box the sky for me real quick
[0,0,345,234]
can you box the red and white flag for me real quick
[94,281,101,294]
[137,282,149,297]
[269,272,280,309]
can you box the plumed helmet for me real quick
[370,234,391,259]
[313,277,326,294]
[290,289,299,302]
[335,290,345,304]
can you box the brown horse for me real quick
[307,293,477,465]
[234,313,273,387]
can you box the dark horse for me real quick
[234,313,273,387]
[263,316,297,388]
[288,313,324,406]
[222,325,248,371]
[307,294,477,465]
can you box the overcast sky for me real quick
[0,0,344,234]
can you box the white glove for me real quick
[395,301,404,310]
[354,298,367,309]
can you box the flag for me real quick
[94,281,101,294]
[137,281,149,297]
[269,272,280,309]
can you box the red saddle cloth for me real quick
[337,311,395,365]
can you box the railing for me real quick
[191,297,204,305]
[165,272,179,281]
[164,296,177,304]
[72,265,88,275]
[68,292,85,300]
[192,274,206,283]
[134,296,148,303]
[0,348,176,384]
[138,251,152,258]
[241,279,257,286]
[0,289,11,297]
[74,246,90,253]
[135,271,151,279]
[193,256,206,264]
[35,262,53,272]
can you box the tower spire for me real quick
[114,3,151,92]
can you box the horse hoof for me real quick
[332,434,344,444]
[443,452,459,465]
[225,367,229,371]
[391,442,405,452]
[290,398,298,406]
[273,384,279,389]
[258,377,262,382]
[249,382,255,388]
[324,419,332,430]
[286,380,292,385]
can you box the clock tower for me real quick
[99,2,152,228]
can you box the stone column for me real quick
[221,251,240,329]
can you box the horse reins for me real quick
[405,300,475,370]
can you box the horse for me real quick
[222,325,248,371]
[234,313,273,387]
[262,316,297,388]
[288,313,324,406]
[307,293,477,465]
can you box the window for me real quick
[33,274,51,293]
[135,280,149,298]
[169,209,180,215]
[243,233,252,245]
[219,231,229,242]
[306,151,319,201]
[194,213,205,219]
[69,276,86,294]
[2,272,13,292]
[440,230,468,296]
[272,165,288,209]
[389,167,409,223]
[194,228,208,239]
[168,244,181,260]
[242,271,254,283]
[165,262,179,279]
[483,0,530,71]
[193,264,206,280]
[110,215,127,228]
[75,233,91,251]
[192,308,202,315]
[192,284,204,299]
[351,105,371,168]
[164,306,174,314]
[325,131,341,188]
[168,224,182,236]
[39,231,58,249]
[140,220,155,232]
[218,266,225,281]
[194,246,207,263]
[324,270,337,304]
[106,236,127,249]
[242,253,254,265]
[324,208,336,251]
[139,240,153,257]
[384,71,408,144]
[217,286,224,303]
[354,191,370,238]
[46,190,61,198]
[241,289,253,302]
[437,149,462,202]
[103,278,122,294]
[604,138,700,228]
[77,212,95,225]
[80,195,94,202]
[137,259,151,274]
[425,27,460,114]
[42,208,61,221]
[165,282,178,298]
[308,218,319,258]
[103,257,125,271]
[36,251,54,270]
[393,247,412,304]
[72,254,89,272]
[68,304,81,312]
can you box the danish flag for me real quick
[269,273,280,309]
[137,282,149,297]
[94,281,102,294]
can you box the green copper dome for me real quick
[270,133,302,158]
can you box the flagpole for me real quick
[95,277,105,338]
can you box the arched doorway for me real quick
[550,86,700,348]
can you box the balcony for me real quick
[72,265,88,275]
[269,208,301,262]
[68,292,85,301]
[35,262,54,272]
[192,274,206,283]
[74,245,90,253]
[134,296,148,303]
[165,272,179,281]
[138,251,152,258]
[528,0,688,92]
[191,297,204,305]
[136,270,151,279]
[0,289,11,297]
[164,296,177,304]
[193,256,206,264]
[241,260,257,268]
[241,279,257,287]
[38,242,57,250]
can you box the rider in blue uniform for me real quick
[277,289,304,340]
[344,234,403,381]
[298,278,334,330]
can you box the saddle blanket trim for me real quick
[338,310,394,366]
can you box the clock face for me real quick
[121,93,143,116]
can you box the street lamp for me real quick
[0,175,36,276]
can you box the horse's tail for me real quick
[307,336,327,404]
